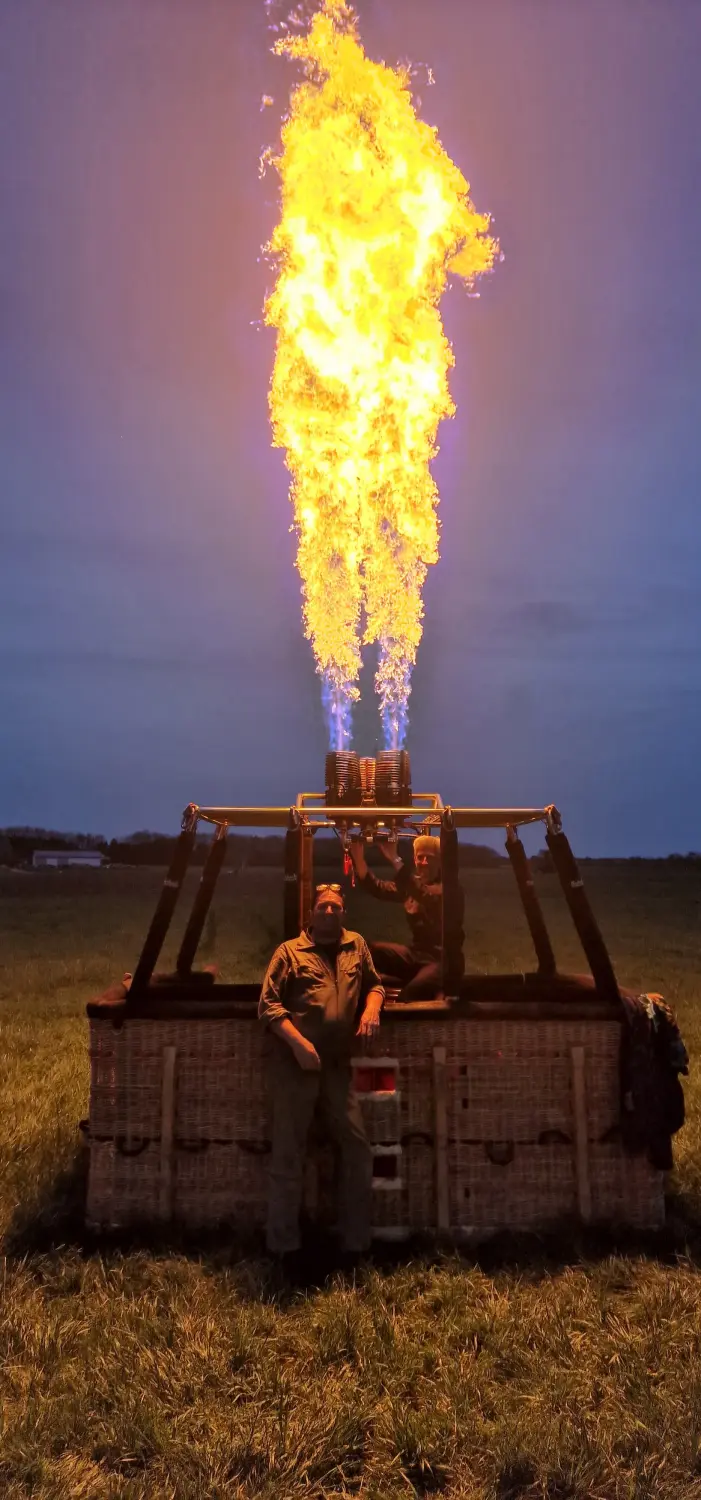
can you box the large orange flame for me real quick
[264,0,498,747]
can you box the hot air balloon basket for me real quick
[84,993,665,1236]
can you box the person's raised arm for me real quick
[348,838,369,880]
[376,835,403,872]
[348,836,402,901]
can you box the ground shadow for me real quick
[6,1145,701,1296]
[3,1141,92,1258]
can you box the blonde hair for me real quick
[413,835,440,859]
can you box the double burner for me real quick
[324,750,361,807]
[325,750,412,808]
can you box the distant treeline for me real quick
[0,829,510,870]
[2,829,701,870]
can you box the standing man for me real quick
[349,833,464,999]
[258,884,384,1273]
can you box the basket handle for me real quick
[115,1136,150,1157]
[485,1140,515,1166]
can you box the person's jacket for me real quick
[359,862,463,961]
[619,991,688,1170]
[258,928,384,1061]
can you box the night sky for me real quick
[1,0,700,855]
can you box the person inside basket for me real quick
[258,884,384,1275]
[348,832,464,1000]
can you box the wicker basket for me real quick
[85,998,665,1236]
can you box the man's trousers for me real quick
[369,940,441,1000]
[266,1044,373,1255]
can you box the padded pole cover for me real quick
[176,825,228,976]
[545,829,619,1000]
[129,827,197,998]
[440,815,465,995]
[505,835,557,976]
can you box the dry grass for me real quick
[1,861,700,1498]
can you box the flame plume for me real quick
[264,0,498,748]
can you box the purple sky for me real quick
[1,0,700,854]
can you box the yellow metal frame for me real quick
[191,798,557,833]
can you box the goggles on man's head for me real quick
[315,883,343,896]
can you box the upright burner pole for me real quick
[440,810,464,996]
[128,803,199,1000]
[176,822,228,977]
[299,824,314,933]
[283,809,302,940]
[505,825,556,976]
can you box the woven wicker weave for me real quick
[86,1137,269,1231]
[404,1138,436,1228]
[86,1138,161,1229]
[589,1145,664,1228]
[381,1018,621,1142]
[175,1142,268,1228]
[443,1140,664,1230]
[89,1017,268,1144]
[85,1004,666,1234]
[449,1143,576,1227]
[357,1093,402,1145]
[370,1180,408,1232]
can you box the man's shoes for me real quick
[276,1246,332,1289]
[278,1248,309,1286]
[272,1244,370,1286]
[334,1247,369,1277]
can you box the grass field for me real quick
[1,861,701,1499]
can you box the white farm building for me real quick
[32,849,107,869]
